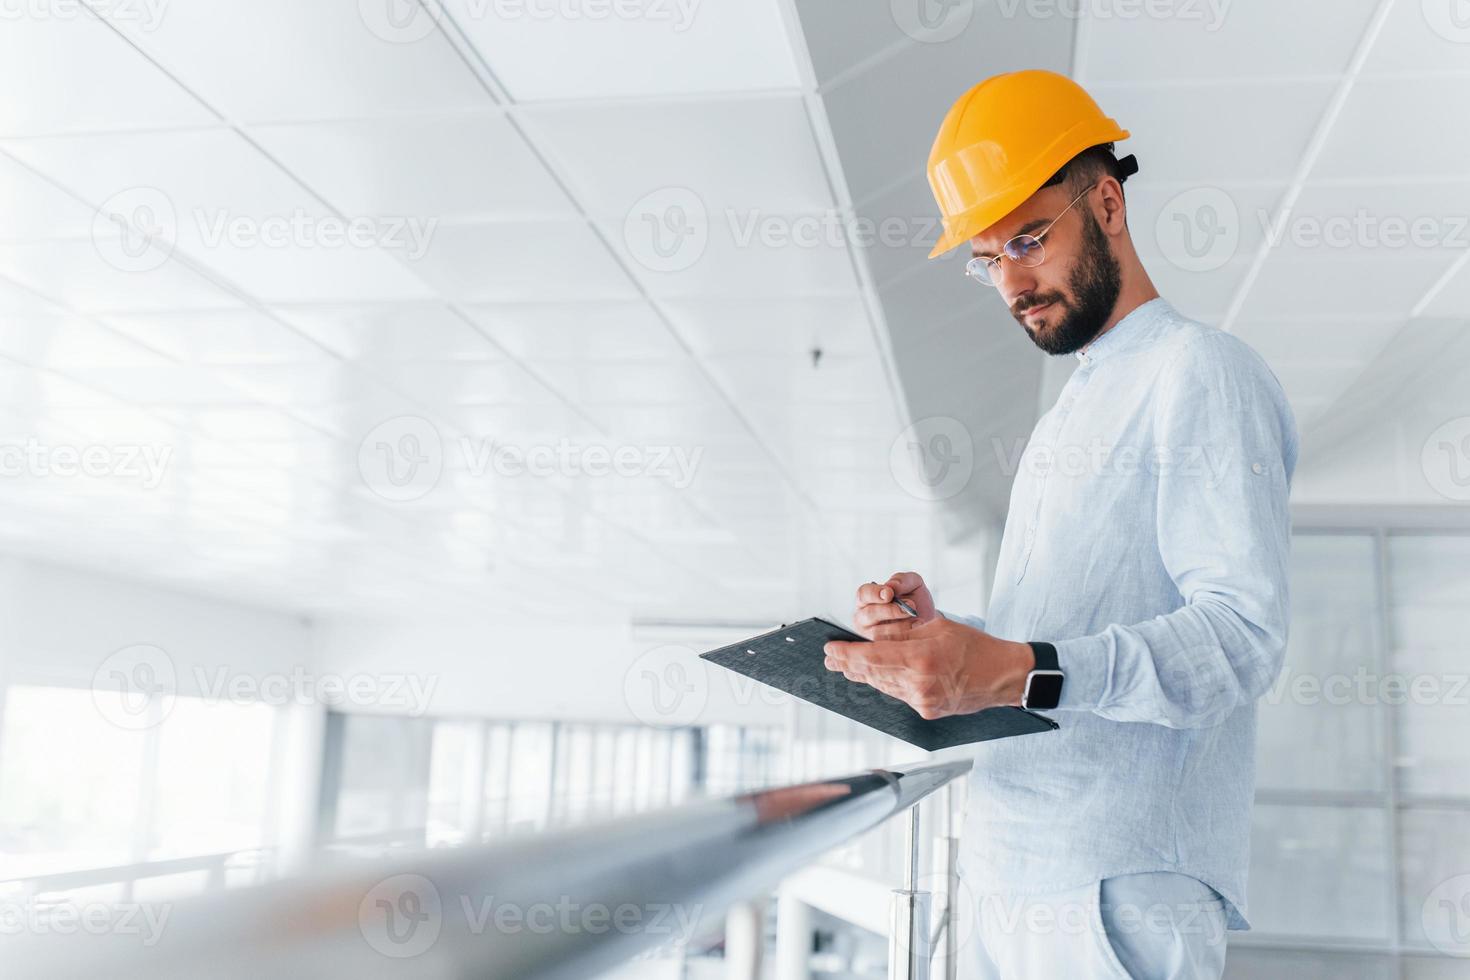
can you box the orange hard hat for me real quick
[926,69,1135,258]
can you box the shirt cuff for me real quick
[1053,633,1109,711]
[941,609,986,632]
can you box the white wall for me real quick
[0,555,312,694]
[311,615,794,728]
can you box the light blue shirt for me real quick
[948,296,1298,930]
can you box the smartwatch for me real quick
[1022,641,1064,710]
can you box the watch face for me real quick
[1024,671,1064,710]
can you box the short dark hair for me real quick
[1040,143,1128,198]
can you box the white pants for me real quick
[957,871,1230,979]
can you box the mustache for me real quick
[1013,296,1061,316]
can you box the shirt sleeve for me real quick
[1051,331,1299,728]
[942,611,987,632]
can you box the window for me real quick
[0,684,280,898]
[319,712,433,845]
[320,713,770,854]
[1246,529,1470,964]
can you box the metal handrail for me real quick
[9,759,971,980]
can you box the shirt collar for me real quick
[1073,296,1174,366]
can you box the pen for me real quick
[871,582,918,617]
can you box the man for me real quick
[823,70,1298,978]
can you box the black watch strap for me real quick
[1028,640,1059,672]
[1023,641,1063,710]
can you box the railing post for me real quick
[931,784,961,980]
[887,804,932,980]
[724,898,765,979]
[774,890,814,980]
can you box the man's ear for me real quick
[1096,180,1128,235]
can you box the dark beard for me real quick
[1013,208,1122,356]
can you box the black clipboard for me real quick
[699,617,1059,751]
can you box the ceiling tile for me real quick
[63,363,261,406]
[595,402,748,442]
[193,406,334,443]
[1085,80,1337,184]
[820,5,1071,203]
[3,128,439,304]
[662,294,874,357]
[0,362,117,409]
[876,255,989,342]
[249,113,576,222]
[1082,0,1379,80]
[444,0,800,101]
[0,153,98,240]
[1234,252,1456,322]
[452,403,602,444]
[707,352,890,407]
[97,0,493,123]
[1233,316,1401,372]
[1127,182,1286,269]
[1265,181,1470,265]
[533,359,718,407]
[604,211,859,298]
[1420,256,1470,319]
[794,0,926,86]
[102,309,335,363]
[1144,256,1255,321]
[524,95,833,216]
[1268,359,1368,410]
[275,304,500,361]
[1311,75,1470,180]
[464,301,686,360]
[213,363,411,410]
[410,220,637,302]
[1362,0,1470,73]
[370,360,559,408]
[852,172,947,288]
[0,239,234,312]
[38,404,181,444]
[0,274,62,314]
[0,315,171,368]
[0,14,214,137]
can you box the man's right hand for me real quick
[852,571,938,640]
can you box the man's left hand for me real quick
[823,618,1036,719]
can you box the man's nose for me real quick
[997,264,1039,306]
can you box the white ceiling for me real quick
[1074,0,1470,443]
[0,0,1466,623]
[0,0,927,620]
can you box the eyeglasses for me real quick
[964,182,1098,288]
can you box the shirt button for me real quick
[1252,462,1265,475]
